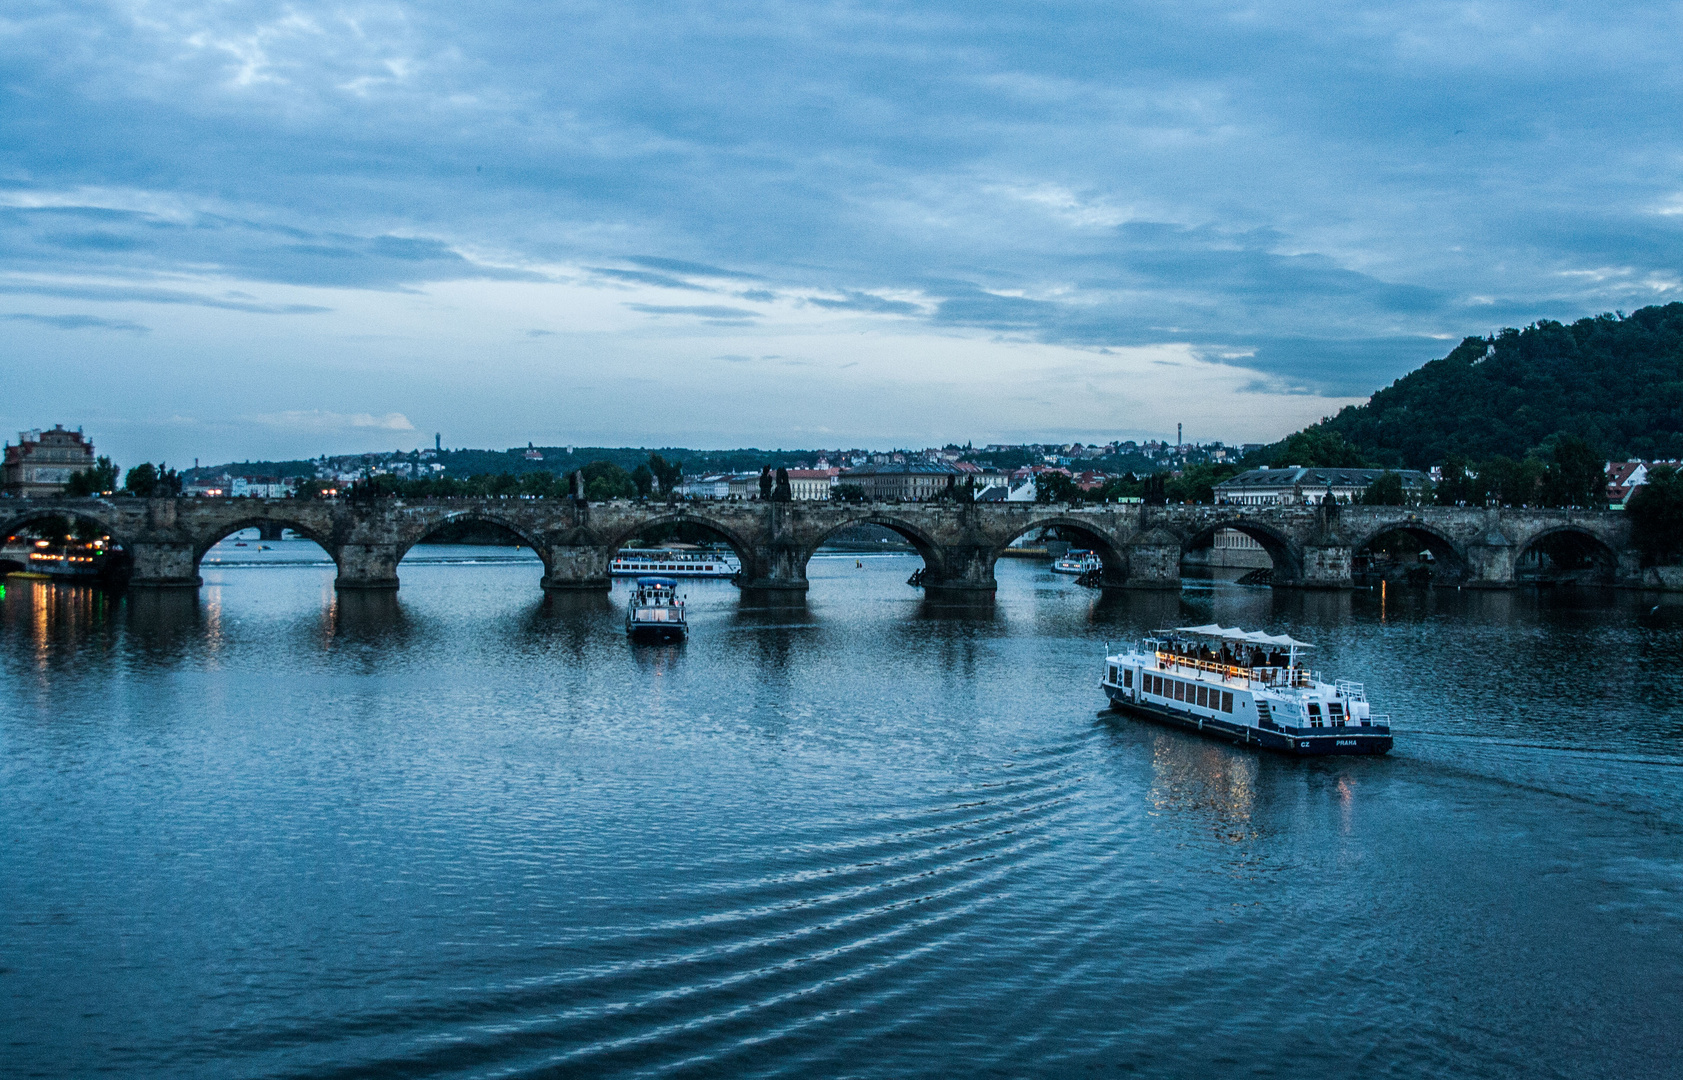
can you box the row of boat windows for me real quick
[1114,667,1235,713]
[616,563,718,571]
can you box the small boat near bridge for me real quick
[626,577,688,642]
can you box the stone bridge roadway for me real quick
[1,496,1639,592]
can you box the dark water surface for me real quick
[5,540,1682,1078]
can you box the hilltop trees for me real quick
[1269,429,1370,469]
[1286,304,1683,468]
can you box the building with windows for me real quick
[2,425,96,497]
[838,461,963,501]
[232,476,291,498]
[785,468,840,500]
[1213,466,1429,506]
[1604,459,1683,506]
[952,461,1012,493]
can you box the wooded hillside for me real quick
[1301,303,1683,468]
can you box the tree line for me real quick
[64,458,183,497]
[316,455,688,503]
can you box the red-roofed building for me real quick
[1607,459,1682,505]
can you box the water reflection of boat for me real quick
[1100,624,1392,756]
[1052,549,1100,574]
[626,577,687,641]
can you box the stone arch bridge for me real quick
[0,497,1642,592]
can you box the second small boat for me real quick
[626,576,687,641]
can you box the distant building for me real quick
[1073,470,1110,491]
[1212,529,1271,567]
[838,461,962,501]
[232,476,290,498]
[186,475,229,498]
[2,425,95,497]
[1606,459,1680,505]
[785,468,840,500]
[674,472,761,499]
[679,473,733,499]
[952,461,1011,493]
[1214,466,1430,506]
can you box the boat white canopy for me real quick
[1169,624,1315,649]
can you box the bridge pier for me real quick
[1294,545,1354,589]
[925,543,998,594]
[334,543,399,591]
[540,545,611,592]
[1464,531,1517,589]
[1123,532,1180,589]
[738,544,808,591]
[256,521,286,542]
[127,541,202,588]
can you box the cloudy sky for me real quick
[4,1,1680,465]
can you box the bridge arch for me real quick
[193,515,335,565]
[1347,520,1470,585]
[1177,520,1304,582]
[993,515,1127,584]
[1514,525,1619,584]
[603,511,762,581]
[804,513,952,580]
[393,510,553,586]
[397,509,545,558]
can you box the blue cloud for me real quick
[0,282,327,314]
[0,206,541,290]
[627,257,761,280]
[626,303,760,321]
[806,291,921,315]
[2,312,148,332]
[586,267,713,291]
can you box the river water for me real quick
[4,538,1681,1079]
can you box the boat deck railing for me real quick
[1155,651,1315,688]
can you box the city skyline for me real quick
[6,1,1681,466]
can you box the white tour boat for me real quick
[1100,624,1392,756]
[626,577,687,641]
[611,548,739,578]
[1052,549,1101,574]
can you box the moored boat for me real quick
[626,577,687,641]
[1052,549,1100,574]
[1,537,122,582]
[611,548,739,578]
[1100,625,1392,756]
